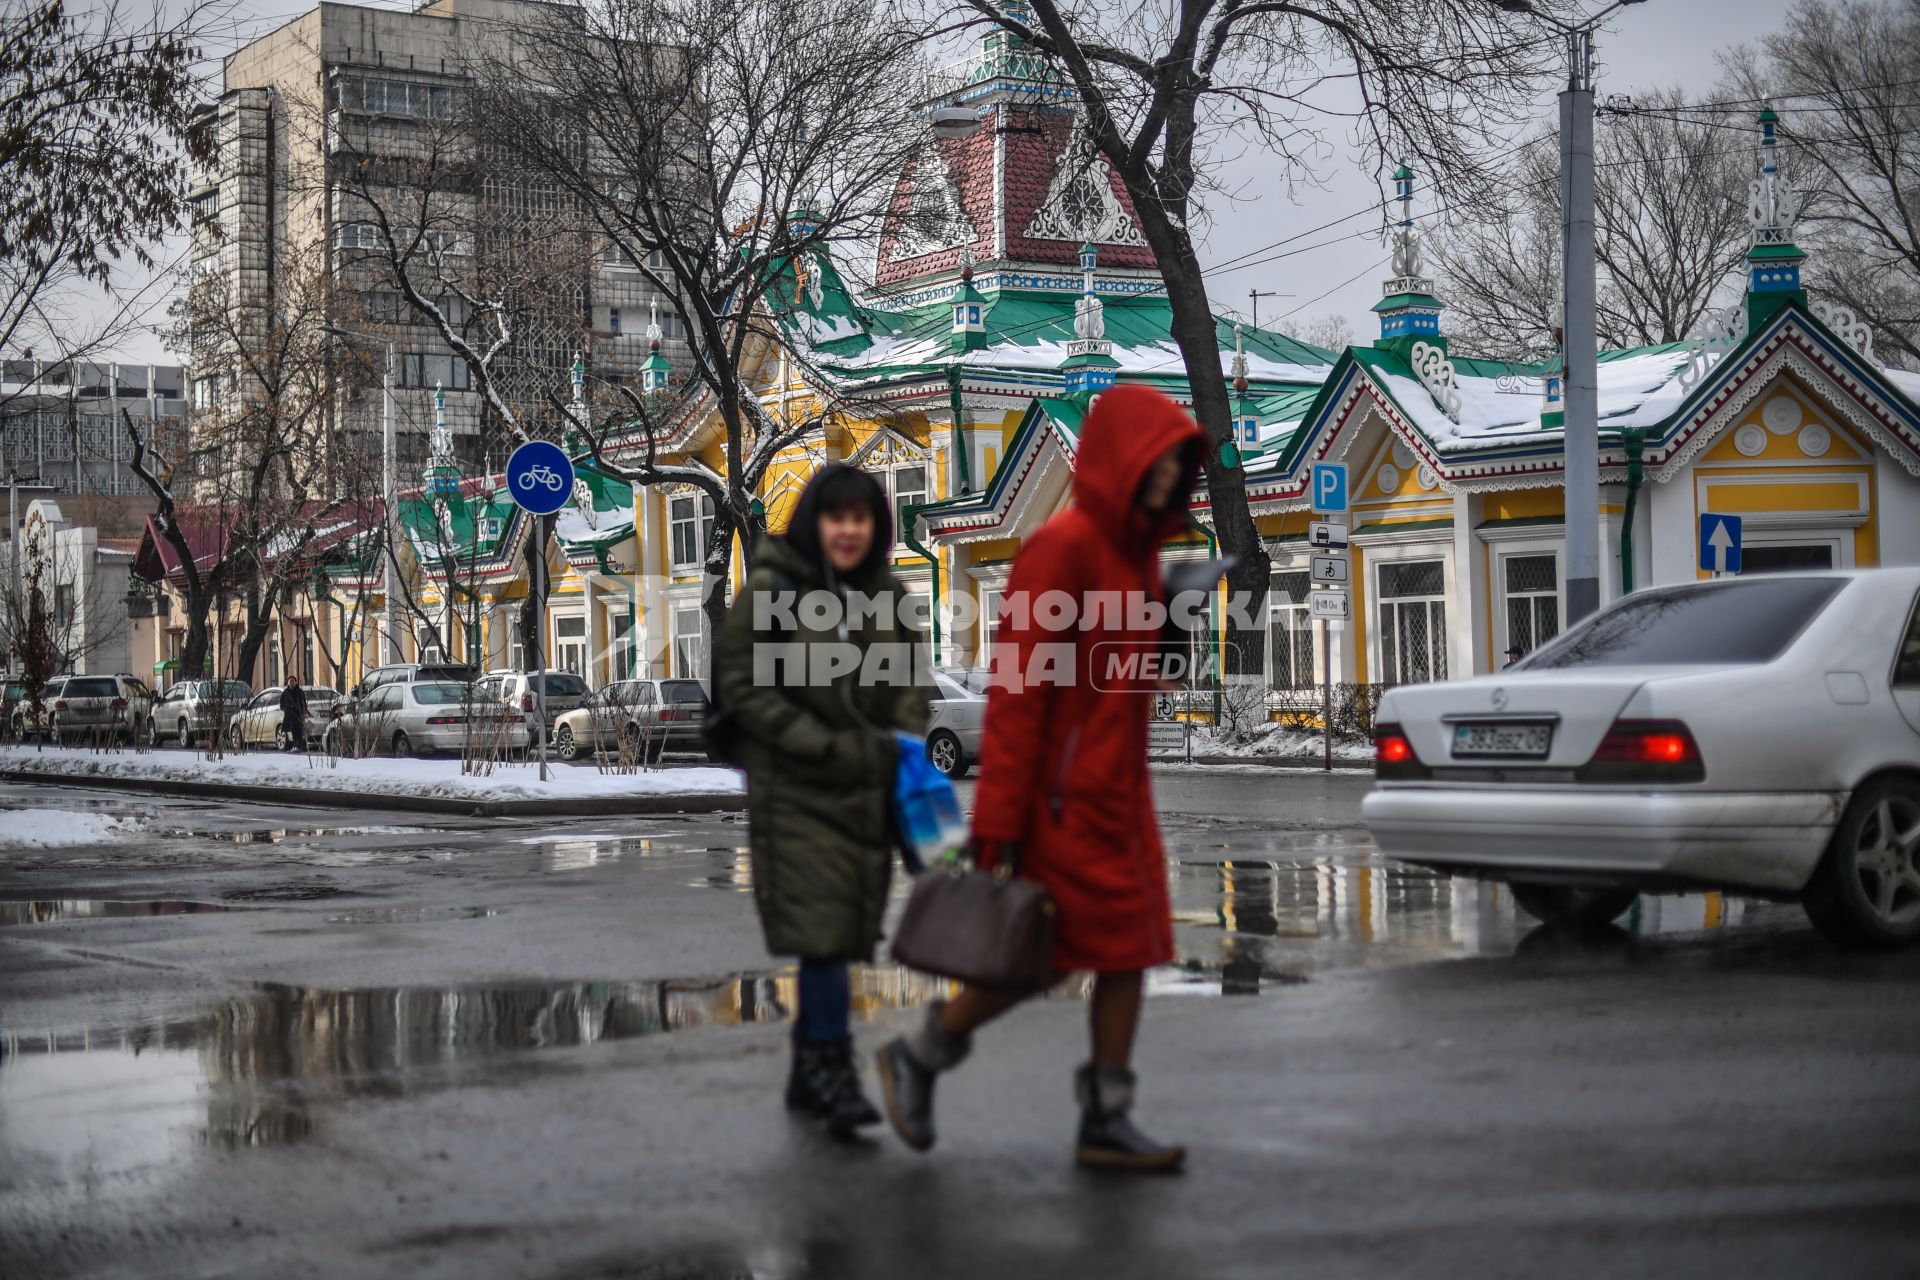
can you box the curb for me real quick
[0,768,748,818]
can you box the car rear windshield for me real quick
[531,673,588,696]
[64,677,119,697]
[1524,578,1846,669]
[661,680,707,704]
[410,683,471,705]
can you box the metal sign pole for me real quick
[1321,616,1333,773]
[534,512,551,782]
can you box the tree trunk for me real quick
[700,507,737,680]
[178,586,214,680]
[234,584,278,690]
[1130,208,1271,685]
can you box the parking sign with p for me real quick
[1311,463,1348,514]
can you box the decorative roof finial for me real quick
[641,302,673,392]
[1745,102,1808,322]
[1230,322,1249,394]
[1374,162,1446,348]
[1073,242,1105,341]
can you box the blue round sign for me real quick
[505,440,577,516]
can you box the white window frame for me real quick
[1483,536,1565,663]
[1734,526,1852,572]
[1359,539,1454,686]
[553,612,587,676]
[886,461,930,547]
[668,493,715,575]
[1266,562,1318,692]
[670,600,706,680]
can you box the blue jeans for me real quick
[796,958,850,1042]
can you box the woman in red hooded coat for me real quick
[877,384,1203,1173]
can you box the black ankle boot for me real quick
[1074,1064,1185,1173]
[786,1031,830,1114]
[817,1037,882,1136]
[876,1001,972,1153]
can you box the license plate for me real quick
[1451,722,1553,758]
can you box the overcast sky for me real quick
[75,0,1802,365]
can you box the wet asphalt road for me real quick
[2,769,1919,1278]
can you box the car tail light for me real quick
[53,699,68,711]
[111,697,128,710]
[1373,723,1430,780]
[425,715,465,726]
[521,693,534,712]
[658,709,686,722]
[1577,719,1704,784]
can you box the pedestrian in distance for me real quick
[875,383,1204,1173]
[1504,643,1525,669]
[279,677,310,751]
[713,463,930,1138]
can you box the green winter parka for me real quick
[714,533,929,960]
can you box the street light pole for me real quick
[1560,26,1600,622]
[1495,0,1648,623]
[382,342,401,665]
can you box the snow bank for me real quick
[0,747,745,802]
[1186,726,1374,763]
[0,808,134,847]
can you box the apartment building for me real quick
[187,0,685,477]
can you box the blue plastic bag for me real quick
[892,731,969,875]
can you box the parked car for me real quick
[226,685,341,750]
[1361,570,1920,948]
[1,679,26,740]
[351,663,481,698]
[925,669,990,777]
[476,669,590,739]
[550,678,708,762]
[8,676,60,741]
[149,679,254,747]
[43,674,155,746]
[323,680,528,757]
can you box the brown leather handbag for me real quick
[890,846,1055,990]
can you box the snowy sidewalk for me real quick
[0,746,746,816]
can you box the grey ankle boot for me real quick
[875,1001,972,1152]
[1074,1064,1185,1173]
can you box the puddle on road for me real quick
[323,905,500,925]
[0,899,240,926]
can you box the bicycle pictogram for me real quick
[516,464,567,493]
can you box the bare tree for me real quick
[1724,0,1920,369]
[953,0,1562,679]
[1430,88,1754,361]
[470,0,933,642]
[0,0,214,407]
[125,249,374,680]
[1274,312,1352,352]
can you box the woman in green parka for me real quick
[713,463,929,1136]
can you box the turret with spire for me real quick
[1745,102,1807,329]
[1058,240,1118,398]
[950,247,990,354]
[1230,323,1257,449]
[641,301,673,393]
[423,382,461,499]
[1372,163,1447,355]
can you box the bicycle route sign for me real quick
[506,440,577,516]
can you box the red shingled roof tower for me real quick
[874,19,1159,303]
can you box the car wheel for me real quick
[927,729,968,778]
[1803,776,1920,948]
[555,724,578,762]
[276,724,294,751]
[392,730,414,757]
[228,725,245,752]
[1510,883,1638,929]
[177,719,192,749]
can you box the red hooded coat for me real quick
[969,385,1205,972]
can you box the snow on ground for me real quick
[1184,726,1374,763]
[0,808,135,847]
[0,747,745,801]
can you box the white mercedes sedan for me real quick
[1362,569,1920,947]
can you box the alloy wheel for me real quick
[1852,794,1920,927]
[929,733,960,775]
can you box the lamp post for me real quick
[1494,0,1648,623]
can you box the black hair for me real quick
[784,462,892,581]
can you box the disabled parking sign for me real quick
[506,440,576,516]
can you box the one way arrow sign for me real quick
[1698,512,1743,574]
